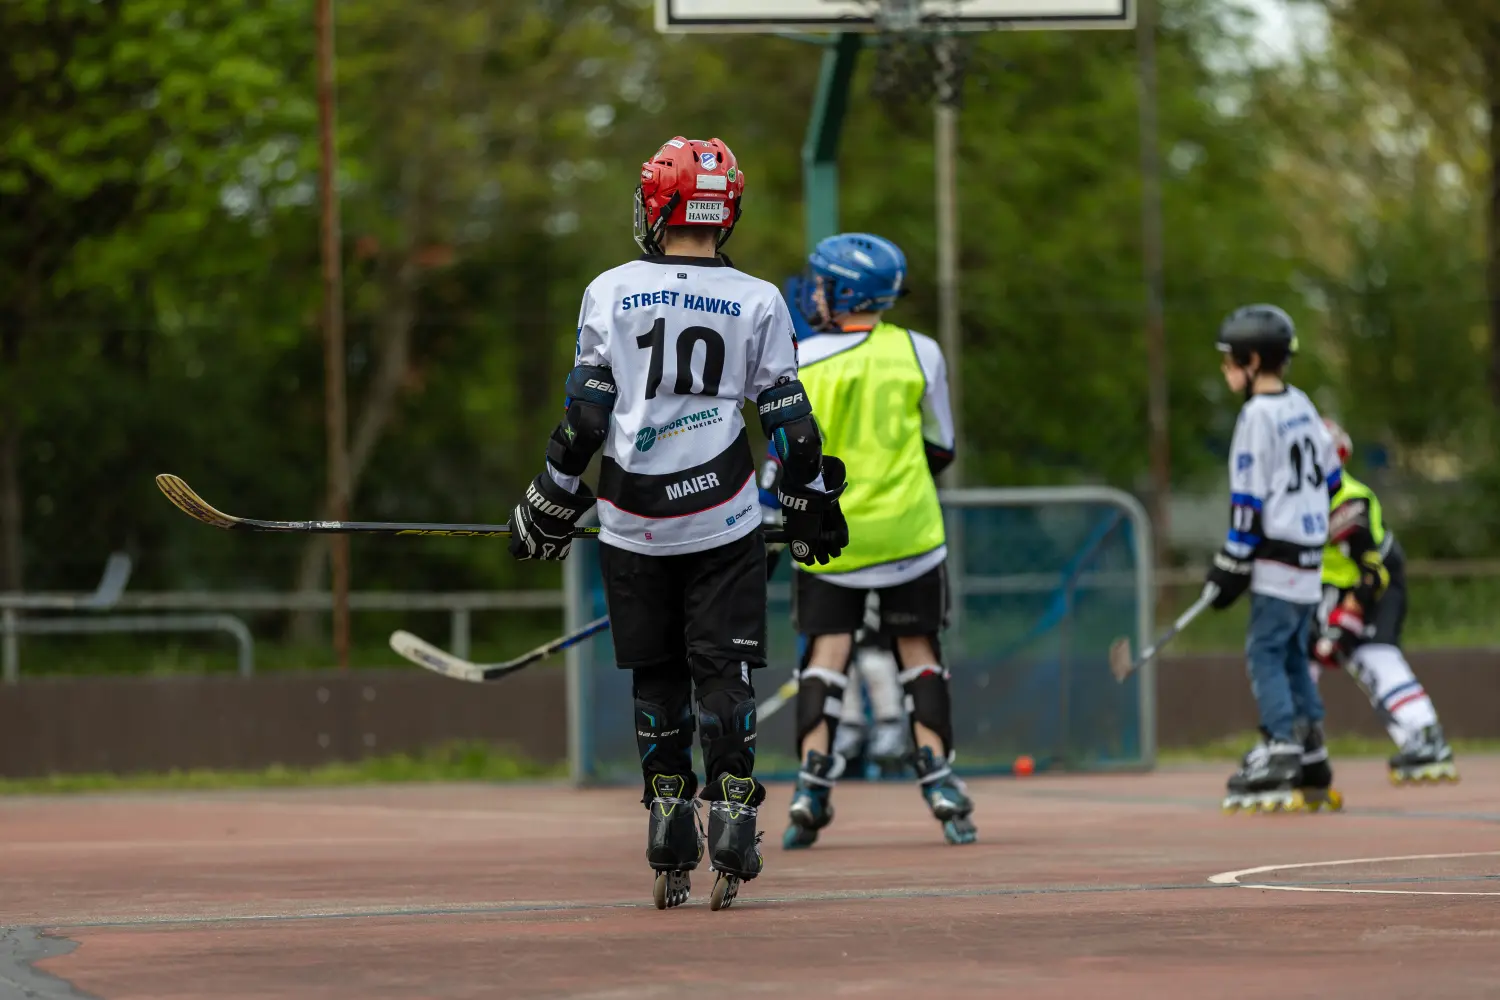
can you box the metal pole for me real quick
[317,0,351,671]
[1137,0,1169,571]
[935,39,963,488]
[801,34,862,255]
[450,607,471,661]
[2,608,16,685]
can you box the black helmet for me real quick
[1217,304,1297,368]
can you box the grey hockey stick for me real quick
[1108,583,1218,683]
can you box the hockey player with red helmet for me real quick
[505,137,849,910]
[1313,418,1458,783]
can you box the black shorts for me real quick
[792,563,948,637]
[1371,549,1407,646]
[598,529,768,671]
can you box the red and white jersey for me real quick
[565,254,798,555]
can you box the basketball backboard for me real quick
[655,0,1133,34]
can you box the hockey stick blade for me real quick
[390,630,486,682]
[1109,584,1219,683]
[756,675,799,722]
[392,615,612,683]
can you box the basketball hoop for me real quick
[858,0,974,114]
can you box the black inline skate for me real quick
[1222,735,1304,814]
[1296,720,1344,812]
[645,774,702,910]
[912,746,976,845]
[1389,724,1459,784]
[705,775,763,911]
[783,750,840,849]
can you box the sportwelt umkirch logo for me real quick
[635,407,723,452]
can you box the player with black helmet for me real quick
[506,136,849,909]
[1209,304,1345,812]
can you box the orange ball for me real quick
[1014,754,1035,777]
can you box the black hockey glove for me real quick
[1205,551,1252,610]
[508,472,596,562]
[777,456,849,567]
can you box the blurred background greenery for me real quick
[6,0,1500,668]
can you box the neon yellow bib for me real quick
[1323,472,1385,590]
[798,322,945,573]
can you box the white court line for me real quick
[1210,851,1500,896]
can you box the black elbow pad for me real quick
[757,380,822,486]
[546,365,616,475]
[925,442,954,478]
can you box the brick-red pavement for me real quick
[2,760,1497,999]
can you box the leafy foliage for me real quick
[3,0,1497,621]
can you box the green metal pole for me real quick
[801,33,862,256]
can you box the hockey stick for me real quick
[757,673,799,721]
[158,474,788,542]
[391,615,612,682]
[1108,583,1218,683]
[157,474,595,538]
[393,533,805,682]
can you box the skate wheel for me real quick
[709,872,739,911]
[653,871,668,910]
[1388,771,1402,786]
[653,870,690,910]
[1285,790,1306,812]
[1325,789,1344,811]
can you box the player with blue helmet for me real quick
[762,233,970,847]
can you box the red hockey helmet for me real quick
[1323,417,1352,465]
[634,137,744,255]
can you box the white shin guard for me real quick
[1350,644,1438,748]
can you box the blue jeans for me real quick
[1245,593,1323,743]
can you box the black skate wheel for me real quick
[654,871,668,910]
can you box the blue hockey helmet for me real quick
[798,233,907,328]
[781,275,823,343]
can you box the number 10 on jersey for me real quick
[636,319,726,399]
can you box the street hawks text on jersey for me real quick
[1225,386,1342,603]
[559,256,801,555]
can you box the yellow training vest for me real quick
[1322,472,1386,590]
[798,322,946,573]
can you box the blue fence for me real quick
[565,487,1154,785]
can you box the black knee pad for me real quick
[896,636,954,757]
[695,673,763,804]
[795,638,850,754]
[632,670,695,804]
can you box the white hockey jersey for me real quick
[1224,386,1342,603]
[564,254,799,556]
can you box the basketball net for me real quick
[860,0,973,113]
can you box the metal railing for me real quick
[0,588,563,683]
[9,614,255,678]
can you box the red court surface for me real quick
[2,759,1498,999]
